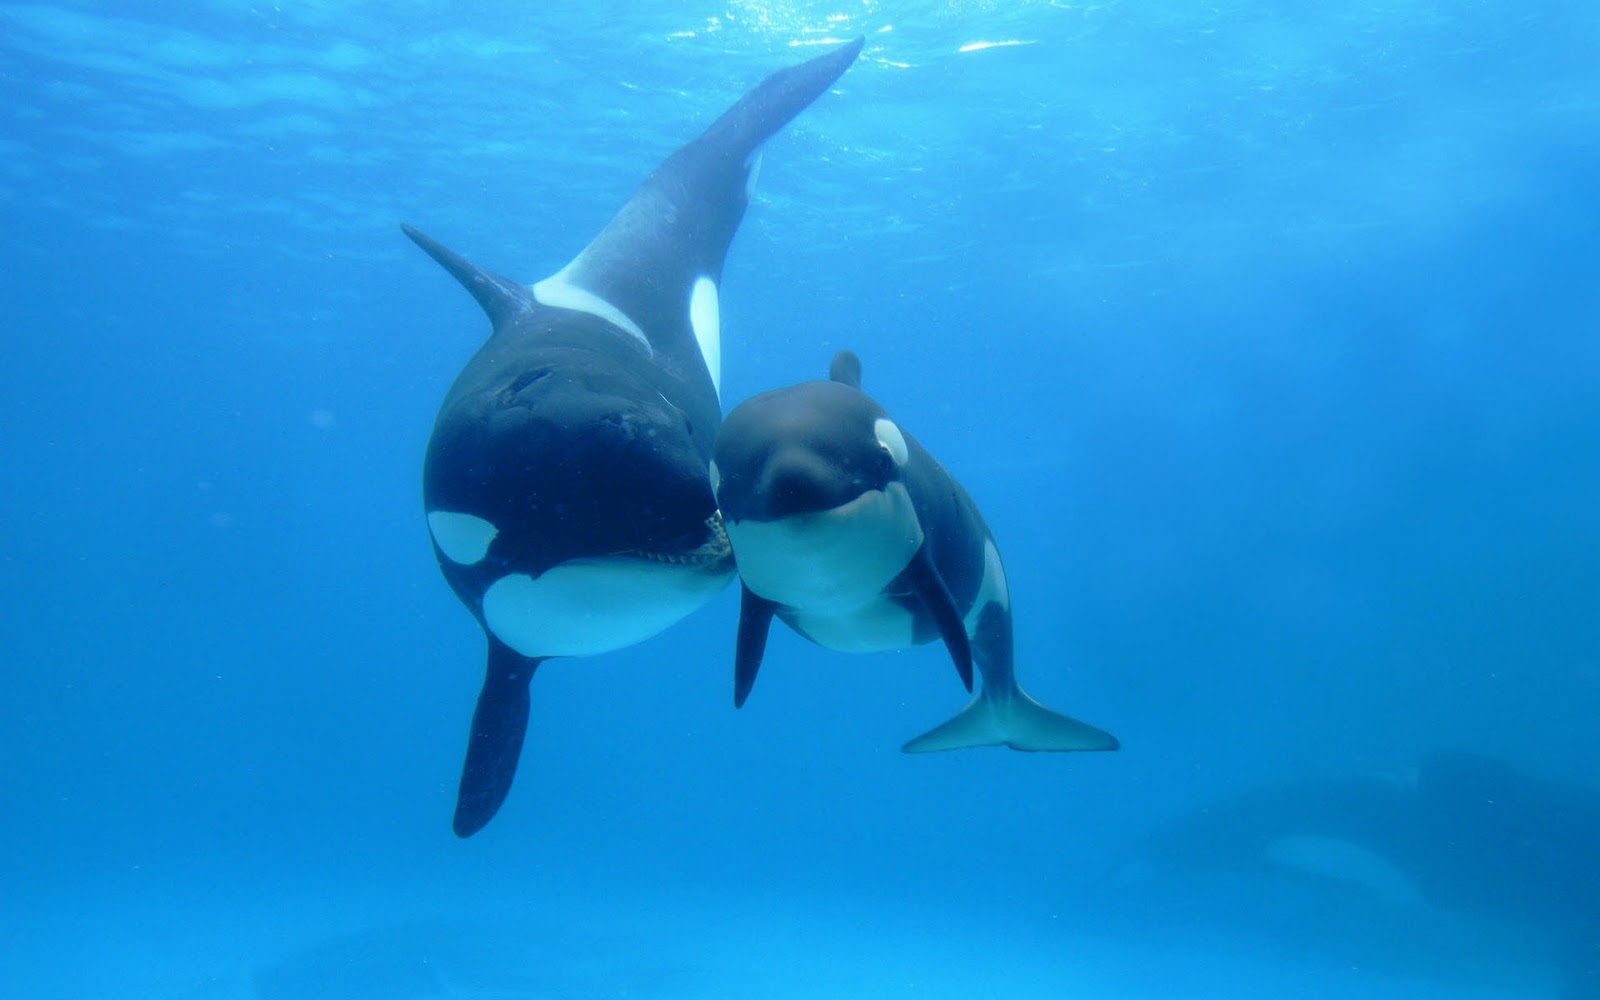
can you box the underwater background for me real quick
[3,1,1598,997]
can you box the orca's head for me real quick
[424,355,728,587]
[712,379,909,524]
[711,365,922,610]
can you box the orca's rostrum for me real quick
[406,39,864,838]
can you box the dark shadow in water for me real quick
[1108,752,1598,999]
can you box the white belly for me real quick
[788,596,917,653]
[725,482,922,612]
[482,556,733,658]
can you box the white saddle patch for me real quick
[481,556,732,658]
[728,482,922,614]
[427,511,498,565]
[689,276,721,396]
[531,270,649,350]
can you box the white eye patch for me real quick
[427,511,498,565]
[874,418,908,466]
[708,460,722,497]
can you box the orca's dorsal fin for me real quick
[829,349,862,388]
[402,223,532,330]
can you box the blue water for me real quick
[4,2,1597,997]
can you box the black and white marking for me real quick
[712,350,1119,754]
[407,38,864,837]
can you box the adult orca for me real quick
[407,39,864,838]
[710,350,1119,754]
[1129,752,1600,997]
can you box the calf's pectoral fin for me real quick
[453,639,543,838]
[903,544,973,692]
[733,584,778,708]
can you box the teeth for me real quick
[626,512,731,567]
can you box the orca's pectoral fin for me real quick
[453,640,542,838]
[733,584,778,708]
[904,544,973,692]
[401,223,532,330]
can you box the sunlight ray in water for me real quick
[958,38,1039,52]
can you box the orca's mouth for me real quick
[625,511,732,569]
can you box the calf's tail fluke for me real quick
[902,683,1119,754]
